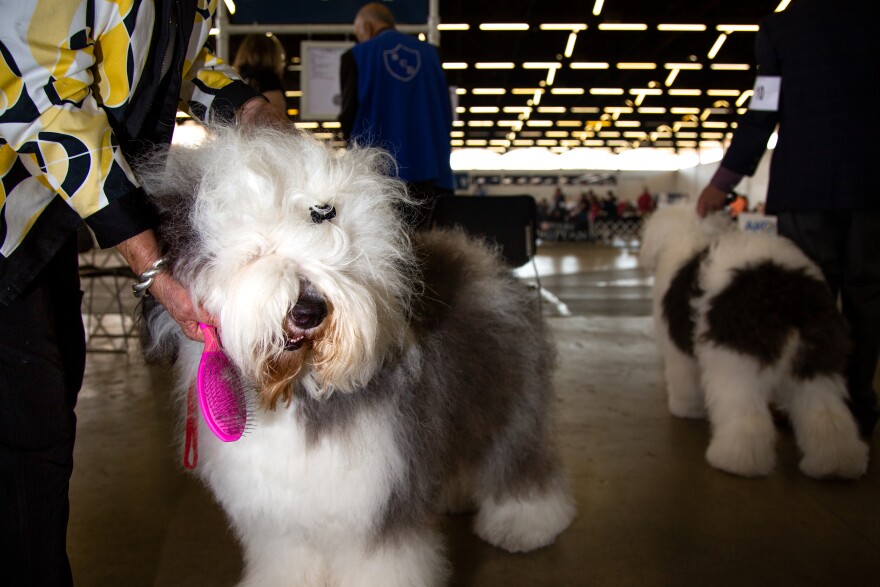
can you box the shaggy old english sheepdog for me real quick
[137,125,575,586]
[639,203,868,479]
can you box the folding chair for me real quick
[429,194,542,300]
[77,225,138,354]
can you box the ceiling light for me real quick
[657,24,707,31]
[455,88,467,95]
[736,90,754,107]
[452,121,464,127]
[738,107,748,114]
[664,62,703,70]
[475,62,515,69]
[570,62,610,69]
[467,120,494,127]
[776,0,791,11]
[598,23,648,31]
[564,33,578,58]
[513,140,535,146]
[668,89,702,96]
[717,24,760,33]
[615,121,641,127]
[557,120,583,127]
[537,140,558,146]
[322,122,341,128]
[710,63,751,70]
[443,62,468,69]
[708,34,727,59]
[545,67,557,86]
[503,106,532,113]
[523,62,562,69]
[592,0,605,17]
[479,23,529,31]
[590,88,624,95]
[638,107,667,114]
[284,90,303,98]
[526,120,553,127]
[490,139,511,146]
[665,68,679,86]
[629,88,663,95]
[546,131,569,138]
[701,132,725,139]
[551,88,585,95]
[617,62,657,69]
[437,24,470,31]
[571,107,600,114]
[634,94,646,106]
[223,0,236,15]
[676,132,698,138]
[540,23,587,31]
[497,120,522,127]
[450,139,464,146]
[450,131,464,138]
[295,122,318,129]
[512,88,539,94]
[466,139,489,146]
[703,121,728,129]
[471,88,506,95]
[532,90,543,106]
[469,107,500,114]
[670,108,700,115]
[707,89,741,96]
[537,106,566,113]
[605,107,633,113]
[455,107,465,114]
[598,131,621,138]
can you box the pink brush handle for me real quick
[199,322,220,352]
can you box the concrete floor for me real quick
[69,241,880,586]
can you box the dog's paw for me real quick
[799,438,869,480]
[474,486,576,553]
[668,395,707,419]
[705,423,776,477]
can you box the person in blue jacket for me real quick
[339,2,454,228]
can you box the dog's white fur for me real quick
[640,202,868,478]
[139,126,575,586]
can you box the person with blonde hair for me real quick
[233,33,288,115]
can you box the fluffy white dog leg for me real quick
[702,349,777,477]
[474,476,576,553]
[662,343,706,419]
[787,376,869,479]
[332,531,450,587]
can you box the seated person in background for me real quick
[233,33,288,116]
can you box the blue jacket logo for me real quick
[383,44,421,82]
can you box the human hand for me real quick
[237,96,290,128]
[147,272,217,342]
[696,184,729,217]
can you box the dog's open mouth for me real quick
[284,335,307,351]
[282,283,328,352]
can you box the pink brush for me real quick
[197,323,249,442]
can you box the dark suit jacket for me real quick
[720,0,878,213]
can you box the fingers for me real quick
[150,273,205,342]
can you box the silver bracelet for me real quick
[132,257,167,298]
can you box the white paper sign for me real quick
[750,75,781,111]
[738,213,777,235]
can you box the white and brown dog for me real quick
[640,202,868,479]
[138,125,575,586]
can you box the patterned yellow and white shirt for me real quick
[0,0,256,303]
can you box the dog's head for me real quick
[639,201,731,271]
[139,125,417,406]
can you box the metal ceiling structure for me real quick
[226,1,791,154]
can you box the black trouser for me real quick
[0,237,85,586]
[776,210,880,437]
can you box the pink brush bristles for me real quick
[197,323,249,442]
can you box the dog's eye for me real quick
[309,204,336,224]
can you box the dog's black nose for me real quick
[291,294,327,330]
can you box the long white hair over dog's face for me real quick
[139,126,416,407]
